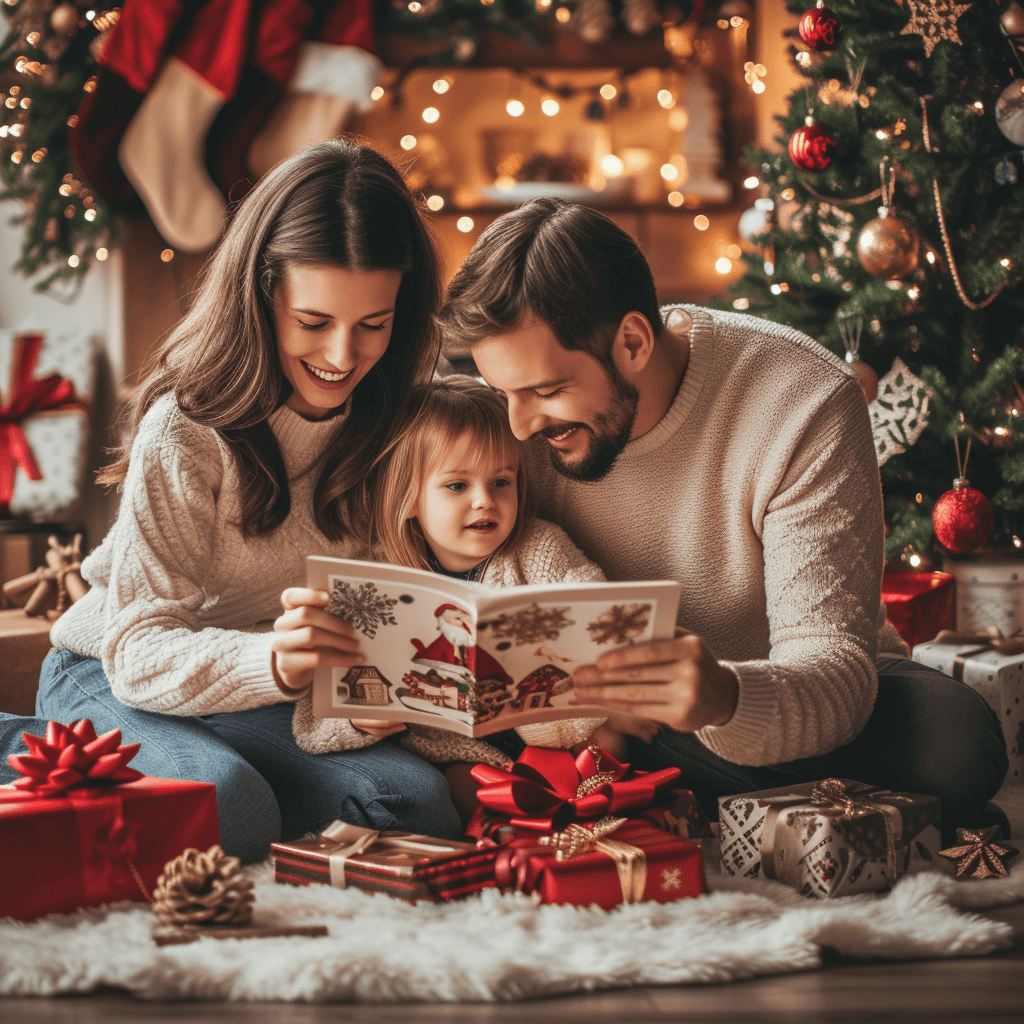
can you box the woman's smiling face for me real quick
[273,264,403,420]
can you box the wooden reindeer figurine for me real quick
[2,533,88,617]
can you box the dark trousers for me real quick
[626,657,1008,845]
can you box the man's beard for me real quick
[540,371,639,482]
[438,615,474,651]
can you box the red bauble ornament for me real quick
[789,121,836,171]
[932,480,994,553]
[799,3,841,49]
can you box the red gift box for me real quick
[494,819,706,910]
[881,571,954,649]
[0,776,220,920]
[272,821,499,901]
[1,718,219,921]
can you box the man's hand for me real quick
[571,631,739,733]
[271,587,365,692]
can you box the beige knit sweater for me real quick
[522,305,907,769]
[50,393,367,713]
[291,517,608,766]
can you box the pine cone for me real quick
[152,846,255,927]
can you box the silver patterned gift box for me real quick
[913,633,1024,784]
[719,779,941,898]
[944,559,1024,636]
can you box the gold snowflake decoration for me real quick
[661,867,683,891]
[900,0,971,58]
[939,826,1019,880]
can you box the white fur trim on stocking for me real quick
[247,43,383,180]
[118,57,227,253]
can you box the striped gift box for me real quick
[272,826,498,902]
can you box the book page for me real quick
[308,557,681,738]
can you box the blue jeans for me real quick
[627,657,1009,845]
[0,650,462,862]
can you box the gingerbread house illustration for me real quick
[337,666,393,706]
[511,664,571,711]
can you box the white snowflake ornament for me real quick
[868,358,932,466]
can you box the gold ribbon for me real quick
[539,815,647,904]
[933,628,1024,680]
[317,821,461,888]
[760,779,909,888]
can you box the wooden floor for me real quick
[5,901,1023,1024]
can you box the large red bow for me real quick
[468,746,682,834]
[0,334,84,507]
[7,719,143,798]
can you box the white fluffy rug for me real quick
[2,834,1022,1002]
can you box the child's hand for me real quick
[351,719,407,738]
[271,587,364,692]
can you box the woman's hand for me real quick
[271,587,365,692]
[351,719,407,739]
[571,631,739,733]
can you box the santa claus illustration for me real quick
[411,604,512,686]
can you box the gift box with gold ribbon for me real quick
[464,744,711,844]
[913,628,1024,783]
[1,719,220,921]
[491,816,706,910]
[719,778,941,898]
[271,821,499,902]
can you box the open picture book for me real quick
[308,556,682,737]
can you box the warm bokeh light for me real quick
[667,191,684,207]
[426,195,444,211]
[555,6,571,21]
[506,99,525,117]
[660,163,679,181]
[160,249,174,262]
[67,254,80,267]
[400,135,417,150]
[457,217,475,232]
[96,247,108,261]
[422,106,440,123]
[600,154,624,176]
[371,86,385,101]
[84,208,96,221]
[715,257,733,274]
[657,89,675,109]
[433,79,451,94]
[693,215,710,230]
[668,107,689,131]
[541,98,560,116]
[744,176,759,188]
[599,84,617,100]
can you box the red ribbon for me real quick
[468,746,682,835]
[0,334,84,507]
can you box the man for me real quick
[437,197,1008,839]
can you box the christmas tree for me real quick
[726,0,1024,564]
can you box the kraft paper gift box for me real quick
[493,819,706,910]
[719,778,941,898]
[0,330,94,522]
[272,821,500,901]
[943,559,1024,636]
[913,632,1024,783]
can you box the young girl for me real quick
[286,376,608,769]
[0,140,465,860]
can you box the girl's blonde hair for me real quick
[372,377,536,570]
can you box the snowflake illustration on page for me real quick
[869,358,931,467]
[586,603,652,645]
[480,604,574,645]
[327,580,398,639]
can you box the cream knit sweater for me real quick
[291,517,608,766]
[522,305,907,769]
[50,393,367,713]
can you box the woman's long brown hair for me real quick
[99,140,443,541]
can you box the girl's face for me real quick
[411,431,519,572]
[273,264,402,420]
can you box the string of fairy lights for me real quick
[365,12,764,277]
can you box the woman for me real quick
[0,140,462,860]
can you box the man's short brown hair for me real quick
[436,198,663,362]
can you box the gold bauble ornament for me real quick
[1000,1,1024,39]
[50,2,80,36]
[845,354,879,402]
[857,207,919,279]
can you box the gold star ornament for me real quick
[901,0,971,57]
[939,826,1019,879]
